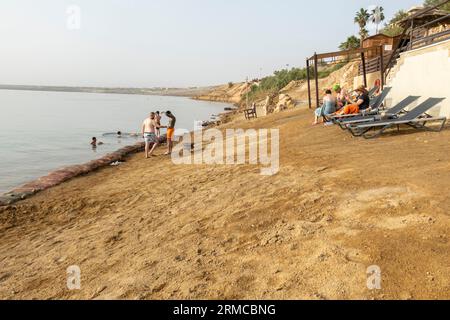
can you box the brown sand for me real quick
[0,106,449,300]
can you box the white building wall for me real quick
[386,40,450,118]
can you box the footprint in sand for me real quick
[106,230,124,245]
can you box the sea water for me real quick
[0,89,230,193]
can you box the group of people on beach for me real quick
[90,110,177,159]
[142,111,176,158]
[312,81,379,125]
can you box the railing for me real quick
[358,52,392,76]
[384,0,450,79]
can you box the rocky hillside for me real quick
[194,82,252,104]
[280,61,360,103]
[195,61,360,109]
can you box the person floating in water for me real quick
[164,111,176,155]
[117,131,122,137]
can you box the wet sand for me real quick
[0,106,449,299]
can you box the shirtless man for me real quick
[164,111,176,155]
[142,112,166,158]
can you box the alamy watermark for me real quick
[67,265,81,290]
[66,5,81,30]
[367,265,382,290]
[171,128,280,176]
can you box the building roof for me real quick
[399,4,450,27]
[363,34,396,41]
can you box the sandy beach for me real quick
[0,105,449,300]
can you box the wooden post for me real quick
[379,46,385,89]
[306,58,312,109]
[410,19,414,50]
[361,51,367,88]
[313,53,319,108]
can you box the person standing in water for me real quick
[164,111,176,155]
[91,137,103,148]
[142,112,166,158]
[155,111,162,137]
[91,137,98,148]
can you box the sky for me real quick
[0,0,422,88]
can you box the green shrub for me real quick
[242,63,346,103]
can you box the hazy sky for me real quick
[0,0,421,87]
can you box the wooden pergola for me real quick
[306,45,385,109]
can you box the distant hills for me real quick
[0,84,216,97]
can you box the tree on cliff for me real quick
[423,0,450,12]
[354,8,370,47]
[339,36,361,51]
[381,10,409,37]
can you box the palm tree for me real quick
[339,35,361,61]
[339,36,361,51]
[360,28,369,40]
[370,6,385,34]
[354,8,370,47]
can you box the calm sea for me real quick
[0,89,230,194]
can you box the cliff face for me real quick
[194,82,251,104]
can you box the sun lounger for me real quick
[348,97,446,139]
[368,86,378,98]
[337,96,420,130]
[369,86,392,109]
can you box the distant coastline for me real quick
[0,84,217,98]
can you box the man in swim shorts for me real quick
[164,111,176,155]
[142,112,166,158]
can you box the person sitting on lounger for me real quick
[334,85,370,115]
[313,89,336,125]
[333,84,350,111]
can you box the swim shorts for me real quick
[167,128,175,140]
[144,133,157,144]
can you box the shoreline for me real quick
[0,109,236,207]
[1,106,450,299]
[0,90,235,204]
[0,85,218,98]
[0,142,145,206]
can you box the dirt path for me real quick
[0,107,449,299]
